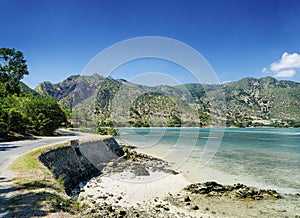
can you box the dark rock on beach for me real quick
[103,145,179,177]
[184,181,282,200]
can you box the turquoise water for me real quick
[116,128,300,194]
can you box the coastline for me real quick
[3,132,298,217]
[78,145,210,217]
[179,155,300,195]
[78,144,300,217]
[117,127,300,194]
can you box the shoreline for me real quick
[78,145,300,217]
[78,146,211,217]
[134,144,300,196]
[3,131,299,217]
[117,127,300,196]
[116,126,300,129]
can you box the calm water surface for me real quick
[116,128,300,194]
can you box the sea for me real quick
[116,127,300,194]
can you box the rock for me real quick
[163,205,170,211]
[107,161,117,167]
[155,204,163,208]
[183,196,191,202]
[191,205,199,210]
[184,181,282,200]
[131,166,150,176]
[106,204,113,212]
[118,208,127,216]
[255,196,263,200]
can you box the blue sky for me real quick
[1,0,300,87]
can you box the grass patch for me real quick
[6,141,83,217]
[9,148,42,171]
[9,142,67,172]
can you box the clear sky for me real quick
[1,0,300,87]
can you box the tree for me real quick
[0,96,28,136]
[167,115,181,127]
[22,96,67,135]
[0,48,29,95]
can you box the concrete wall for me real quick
[39,137,124,195]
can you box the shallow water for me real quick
[116,127,300,194]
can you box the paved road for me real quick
[0,130,83,217]
[0,135,78,175]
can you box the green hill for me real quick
[222,77,300,126]
[35,75,300,128]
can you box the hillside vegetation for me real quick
[0,48,68,139]
[35,75,300,128]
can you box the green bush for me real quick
[21,96,67,135]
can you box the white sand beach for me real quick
[77,146,300,217]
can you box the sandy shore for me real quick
[78,147,211,217]
[77,146,300,218]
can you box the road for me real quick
[0,135,77,175]
[0,130,86,217]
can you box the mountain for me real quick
[35,74,105,108]
[35,75,300,128]
[20,82,40,96]
[222,77,300,126]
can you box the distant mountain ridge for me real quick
[35,75,300,127]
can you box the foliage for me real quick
[222,77,300,125]
[96,126,119,136]
[167,115,181,127]
[96,121,119,136]
[21,96,67,135]
[0,96,29,136]
[0,48,70,139]
[0,48,29,95]
[0,95,67,137]
[36,74,300,128]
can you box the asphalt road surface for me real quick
[0,130,83,217]
[0,135,79,175]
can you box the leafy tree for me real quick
[293,121,300,128]
[6,107,28,133]
[96,124,118,136]
[0,48,29,95]
[236,122,246,128]
[199,112,210,127]
[22,96,67,135]
[167,115,181,127]
[0,96,28,135]
[0,84,6,98]
[0,101,8,136]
